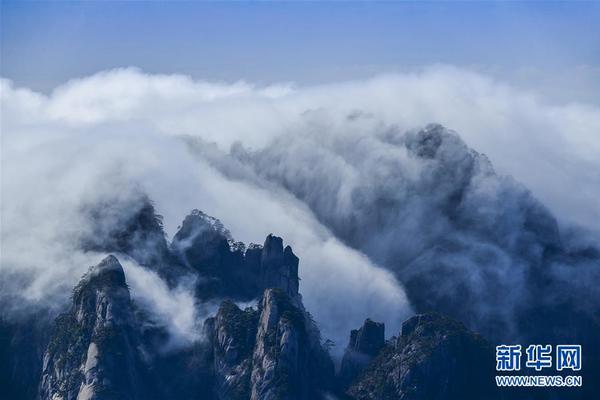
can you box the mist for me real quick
[1,66,599,353]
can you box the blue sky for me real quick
[2,1,600,102]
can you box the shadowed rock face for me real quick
[250,288,334,400]
[39,256,148,400]
[260,235,300,302]
[0,313,51,400]
[339,319,385,389]
[171,210,301,302]
[205,288,334,400]
[206,301,259,400]
[347,313,497,400]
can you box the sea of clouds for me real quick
[1,65,599,354]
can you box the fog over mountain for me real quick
[1,66,599,360]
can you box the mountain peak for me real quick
[40,255,146,400]
[93,254,124,275]
[73,255,128,300]
[339,318,385,389]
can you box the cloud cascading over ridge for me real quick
[1,66,599,351]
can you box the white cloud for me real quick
[1,66,598,351]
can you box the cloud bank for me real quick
[1,66,599,351]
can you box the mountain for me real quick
[206,289,334,400]
[237,122,599,343]
[31,212,338,400]
[339,319,385,390]
[171,210,301,303]
[2,121,599,399]
[347,313,497,400]
[39,256,149,400]
[235,122,600,397]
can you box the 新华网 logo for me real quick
[495,344,582,388]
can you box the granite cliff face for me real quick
[39,256,148,400]
[249,288,334,400]
[204,289,335,400]
[205,301,258,400]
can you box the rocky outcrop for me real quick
[260,236,300,302]
[250,288,334,400]
[171,209,258,299]
[339,319,385,389]
[347,313,497,400]
[206,301,259,400]
[39,256,148,400]
[171,210,301,303]
[205,288,334,400]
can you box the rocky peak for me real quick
[260,235,300,301]
[347,313,497,400]
[250,288,334,400]
[71,255,131,327]
[339,319,385,388]
[348,319,385,357]
[171,210,302,302]
[39,256,148,400]
[173,209,233,249]
[171,210,233,265]
[204,288,334,400]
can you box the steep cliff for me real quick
[39,256,149,400]
[250,288,334,400]
[206,300,259,400]
[339,318,385,389]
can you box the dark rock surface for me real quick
[171,210,301,303]
[260,236,300,302]
[0,312,51,400]
[1,168,595,400]
[39,256,149,400]
[206,300,259,400]
[250,288,334,400]
[339,319,385,389]
[347,313,497,400]
[204,289,335,400]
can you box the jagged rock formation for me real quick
[205,289,334,400]
[39,256,148,400]
[171,210,300,302]
[260,236,300,303]
[347,313,497,400]
[205,301,259,400]
[171,209,259,299]
[3,121,598,400]
[339,319,385,389]
[250,288,334,400]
